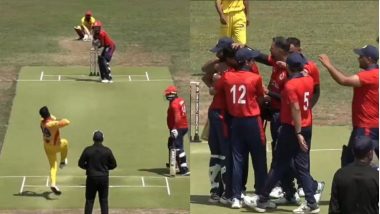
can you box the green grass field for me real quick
[0,66,189,212]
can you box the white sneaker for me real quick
[231,198,242,209]
[108,80,113,83]
[254,200,277,213]
[59,158,67,169]
[243,194,258,208]
[298,187,305,197]
[314,182,325,203]
[293,203,320,214]
[208,193,220,203]
[101,79,109,83]
[273,192,301,205]
[50,185,62,195]
[270,186,284,198]
[219,195,233,205]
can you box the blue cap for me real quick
[286,52,307,70]
[354,45,379,61]
[93,130,104,142]
[210,37,234,53]
[353,136,374,157]
[235,48,260,63]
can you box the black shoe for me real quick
[50,186,62,195]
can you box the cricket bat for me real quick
[169,147,176,177]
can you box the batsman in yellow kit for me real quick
[215,0,249,44]
[39,106,70,195]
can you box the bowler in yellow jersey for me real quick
[39,106,70,195]
[215,0,249,44]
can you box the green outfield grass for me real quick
[190,126,356,214]
[0,66,189,212]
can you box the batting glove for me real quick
[170,129,178,139]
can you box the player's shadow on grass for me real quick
[14,191,57,200]
[64,76,99,82]
[138,168,169,176]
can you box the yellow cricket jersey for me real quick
[221,0,245,14]
[81,17,96,30]
[40,116,70,145]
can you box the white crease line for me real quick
[58,75,61,81]
[23,185,167,188]
[46,176,49,187]
[128,75,132,81]
[19,176,26,193]
[40,71,44,81]
[15,79,172,82]
[141,176,145,187]
[165,177,171,196]
[145,72,150,81]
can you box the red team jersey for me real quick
[209,76,227,110]
[216,69,264,117]
[167,97,188,130]
[267,56,288,110]
[98,30,115,48]
[352,68,379,128]
[304,60,320,86]
[281,75,314,127]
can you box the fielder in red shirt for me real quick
[216,48,267,208]
[164,85,190,176]
[287,37,320,108]
[255,52,323,214]
[319,45,379,166]
[92,21,116,83]
[202,37,234,202]
[254,37,289,172]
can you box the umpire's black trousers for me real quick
[85,176,109,214]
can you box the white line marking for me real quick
[128,75,132,81]
[40,71,44,81]
[15,79,172,82]
[165,177,171,196]
[145,72,150,81]
[19,176,26,193]
[44,74,146,77]
[190,81,200,84]
[141,176,145,187]
[46,176,49,187]
[23,184,166,188]
[58,75,61,81]
[0,175,188,179]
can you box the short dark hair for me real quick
[39,106,50,119]
[287,37,301,48]
[272,36,290,52]
[222,47,236,59]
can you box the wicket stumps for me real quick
[190,81,201,143]
[89,47,99,76]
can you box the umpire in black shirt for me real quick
[329,136,379,214]
[78,130,117,214]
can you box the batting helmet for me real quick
[164,85,177,101]
[85,10,93,16]
[93,21,102,28]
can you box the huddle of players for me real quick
[202,36,325,213]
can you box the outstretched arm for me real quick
[319,54,361,87]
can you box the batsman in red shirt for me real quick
[92,21,116,83]
[216,48,267,209]
[319,45,379,166]
[164,85,190,176]
[255,52,323,213]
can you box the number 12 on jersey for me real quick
[230,84,247,104]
